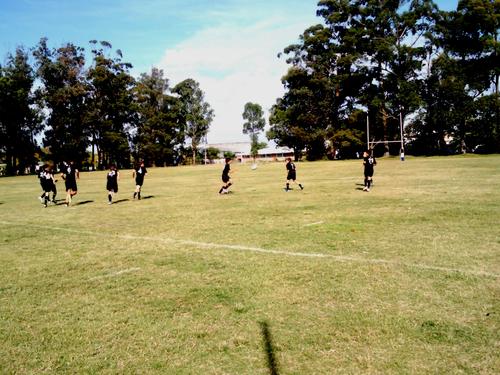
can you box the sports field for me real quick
[0,155,499,374]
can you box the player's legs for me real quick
[108,189,115,204]
[51,185,57,202]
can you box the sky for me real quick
[0,0,458,143]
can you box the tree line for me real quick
[0,38,214,175]
[1,0,498,175]
[268,0,499,159]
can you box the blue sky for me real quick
[0,0,458,142]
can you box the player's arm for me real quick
[132,170,136,178]
[76,169,80,179]
[117,171,120,180]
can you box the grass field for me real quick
[0,155,499,374]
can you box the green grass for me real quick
[0,155,499,374]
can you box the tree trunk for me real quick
[382,107,390,156]
[192,142,197,165]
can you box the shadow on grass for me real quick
[259,321,280,375]
[113,198,129,204]
[75,200,94,206]
[355,187,365,191]
[141,195,155,200]
[355,183,364,186]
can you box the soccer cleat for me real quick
[366,188,370,192]
[363,187,368,191]
[38,196,44,203]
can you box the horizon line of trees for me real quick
[0,38,215,175]
[268,0,499,160]
[1,0,499,175]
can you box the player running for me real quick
[363,150,377,192]
[284,157,304,192]
[61,161,79,206]
[40,165,57,207]
[132,161,147,200]
[106,164,120,204]
[218,158,233,194]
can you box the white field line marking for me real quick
[1,220,498,279]
[304,221,324,227]
[88,267,141,281]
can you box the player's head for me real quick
[225,157,232,164]
[363,150,370,157]
[140,161,145,167]
[286,157,292,162]
[109,164,116,170]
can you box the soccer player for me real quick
[61,161,79,206]
[218,158,233,194]
[106,164,120,204]
[40,165,57,206]
[132,161,147,200]
[363,150,377,191]
[36,164,46,203]
[284,157,303,192]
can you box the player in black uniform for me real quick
[36,164,46,203]
[61,161,79,206]
[218,158,233,194]
[106,164,120,204]
[362,150,376,191]
[284,157,303,192]
[40,165,57,206]
[132,161,147,200]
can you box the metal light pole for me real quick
[366,114,370,150]
[399,109,405,161]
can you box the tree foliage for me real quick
[173,79,214,165]
[242,102,267,159]
[0,47,42,175]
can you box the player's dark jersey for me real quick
[135,166,147,185]
[363,156,376,176]
[222,163,230,183]
[41,171,55,191]
[63,164,78,191]
[286,161,297,180]
[106,170,119,192]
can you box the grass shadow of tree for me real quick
[259,321,280,375]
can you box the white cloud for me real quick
[157,15,318,143]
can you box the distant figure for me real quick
[133,161,148,200]
[219,158,233,194]
[284,157,304,192]
[61,161,79,206]
[356,151,360,159]
[362,150,376,192]
[106,164,120,204]
[40,165,57,207]
[400,148,405,161]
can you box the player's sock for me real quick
[108,193,112,203]
[227,182,232,188]
[44,195,49,207]
[219,187,224,194]
[138,192,141,200]
[133,192,137,199]
[367,179,371,189]
[299,184,303,190]
[286,183,290,191]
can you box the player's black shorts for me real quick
[135,178,144,187]
[65,180,77,191]
[41,181,51,192]
[222,174,230,183]
[364,169,374,178]
[106,182,118,192]
[44,182,56,193]
[287,171,296,181]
